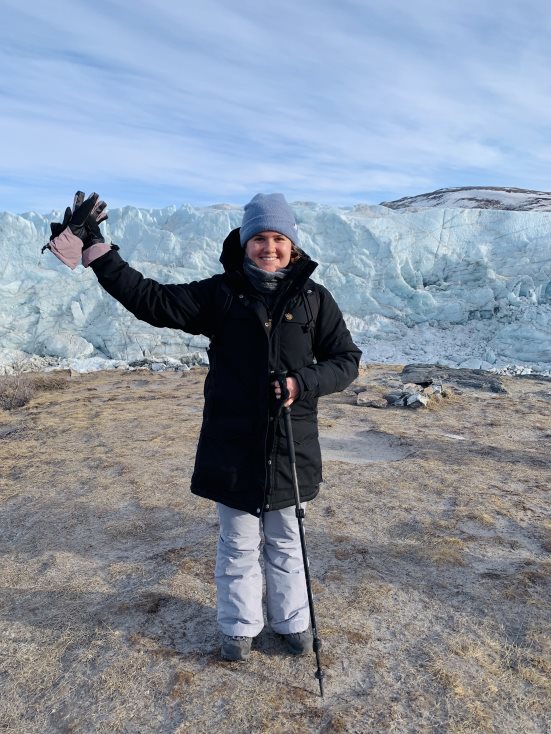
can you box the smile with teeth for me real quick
[245,231,293,270]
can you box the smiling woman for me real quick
[44,190,361,664]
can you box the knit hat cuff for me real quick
[240,216,299,247]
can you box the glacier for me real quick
[0,201,550,374]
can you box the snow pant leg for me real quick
[262,505,310,634]
[215,503,264,637]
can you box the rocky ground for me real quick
[0,364,550,733]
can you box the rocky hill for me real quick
[381,186,551,211]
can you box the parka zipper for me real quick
[265,304,272,331]
[263,305,276,512]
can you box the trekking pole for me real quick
[274,370,325,697]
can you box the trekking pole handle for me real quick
[272,370,290,405]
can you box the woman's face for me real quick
[245,231,292,272]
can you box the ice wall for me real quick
[1,202,550,372]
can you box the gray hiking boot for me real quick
[221,635,252,662]
[281,628,313,656]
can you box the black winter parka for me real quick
[90,228,361,516]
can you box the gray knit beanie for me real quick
[239,193,299,247]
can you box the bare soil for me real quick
[0,364,549,734]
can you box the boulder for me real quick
[401,363,506,394]
[406,393,429,408]
[384,391,407,407]
[356,388,388,408]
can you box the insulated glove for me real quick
[47,192,108,246]
[43,191,111,269]
[67,191,108,248]
[49,206,72,239]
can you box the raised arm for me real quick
[44,191,217,337]
[89,249,216,337]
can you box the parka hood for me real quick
[219,228,246,272]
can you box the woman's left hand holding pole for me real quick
[273,376,299,407]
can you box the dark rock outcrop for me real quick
[401,364,507,394]
[381,186,551,212]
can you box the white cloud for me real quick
[1,0,551,213]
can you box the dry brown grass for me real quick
[0,369,69,410]
[0,365,550,733]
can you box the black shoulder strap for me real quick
[301,284,321,346]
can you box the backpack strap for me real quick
[300,284,321,348]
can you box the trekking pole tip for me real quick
[315,668,325,697]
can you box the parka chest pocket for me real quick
[280,289,318,335]
[281,311,311,332]
[278,298,317,360]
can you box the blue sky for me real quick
[2,0,551,213]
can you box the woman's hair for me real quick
[290,245,302,264]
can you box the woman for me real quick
[47,192,361,661]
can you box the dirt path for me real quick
[0,365,549,733]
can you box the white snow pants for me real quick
[215,502,309,637]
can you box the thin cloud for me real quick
[1,0,551,213]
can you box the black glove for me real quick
[42,206,73,254]
[68,191,108,248]
[50,207,72,239]
[43,191,109,258]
